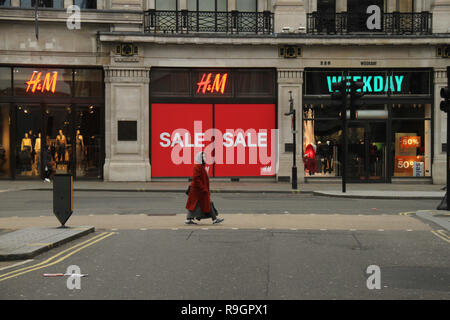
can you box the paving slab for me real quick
[0,226,94,261]
[314,190,445,200]
[416,210,450,232]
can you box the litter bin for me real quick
[53,174,74,227]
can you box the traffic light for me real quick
[441,87,450,113]
[350,80,365,120]
[331,80,348,119]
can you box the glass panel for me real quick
[14,68,73,97]
[0,67,11,96]
[304,70,344,95]
[303,103,341,119]
[15,105,42,178]
[199,0,214,11]
[150,69,191,97]
[74,0,97,9]
[391,103,429,118]
[187,0,196,11]
[217,0,227,11]
[347,71,389,96]
[347,122,386,181]
[237,0,256,11]
[74,69,103,97]
[21,0,64,8]
[235,70,273,97]
[156,0,176,10]
[75,105,102,179]
[44,105,73,175]
[303,120,342,176]
[0,0,11,7]
[0,104,11,178]
[392,120,430,177]
[390,70,431,95]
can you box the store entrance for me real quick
[347,122,387,182]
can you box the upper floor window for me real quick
[188,0,227,12]
[156,0,177,11]
[0,0,11,6]
[74,0,97,9]
[236,0,257,12]
[20,0,64,8]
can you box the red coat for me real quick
[185,164,211,213]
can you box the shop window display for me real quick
[0,104,10,178]
[303,109,341,177]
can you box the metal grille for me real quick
[307,12,432,35]
[144,10,273,35]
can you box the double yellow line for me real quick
[0,231,115,283]
[431,229,450,244]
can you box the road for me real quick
[0,190,441,216]
[0,190,448,300]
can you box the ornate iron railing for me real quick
[307,12,432,35]
[144,10,274,35]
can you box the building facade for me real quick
[0,0,449,184]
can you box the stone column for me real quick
[277,69,304,184]
[104,67,151,181]
[433,68,448,184]
[431,0,450,33]
[273,0,306,33]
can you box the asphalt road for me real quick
[0,190,441,217]
[1,229,449,299]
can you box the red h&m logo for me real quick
[196,73,228,94]
[26,71,58,94]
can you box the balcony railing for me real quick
[307,12,432,35]
[144,10,274,35]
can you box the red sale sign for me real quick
[214,104,276,177]
[151,103,213,177]
[151,103,276,177]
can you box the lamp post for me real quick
[285,91,297,189]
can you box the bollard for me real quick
[53,174,74,227]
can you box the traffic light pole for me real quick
[447,66,450,210]
[342,95,347,193]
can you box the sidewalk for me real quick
[0,180,446,199]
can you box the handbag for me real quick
[185,185,190,195]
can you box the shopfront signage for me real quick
[25,71,58,94]
[196,73,228,95]
[151,103,276,177]
[326,75,404,93]
[400,136,421,149]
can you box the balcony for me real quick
[143,10,274,35]
[307,12,432,35]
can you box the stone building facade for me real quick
[0,0,449,184]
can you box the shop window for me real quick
[392,120,431,177]
[20,0,64,8]
[391,103,430,118]
[75,105,103,178]
[14,68,73,97]
[73,0,97,9]
[0,0,11,6]
[0,104,11,179]
[303,119,342,177]
[303,103,340,119]
[15,105,42,178]
[0,67,11,96]
[74,69,103,97]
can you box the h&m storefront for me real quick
[149,68,277,178]
[302,68,433,182]
[0,66,105,180]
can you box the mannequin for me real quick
[33,132,41,176]
[56,129,66,163]
[76,129,85,172]
[20,133,32,173]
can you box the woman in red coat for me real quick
[185,152,224,225]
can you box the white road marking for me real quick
[0,259,34,271]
